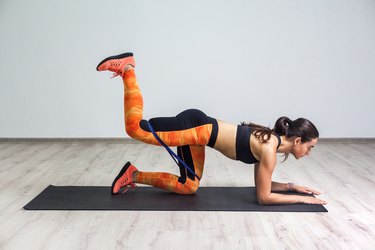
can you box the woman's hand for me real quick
[292,184,321,195]
[292,184,328,205]
[300,196,328,205]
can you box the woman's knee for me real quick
[125,120,146,139]
[180,178,200,195]
[125,125,137,138]
[186,184,199,194]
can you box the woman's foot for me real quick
[111,161,139,194]
[96,52,135,78]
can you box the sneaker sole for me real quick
[96,52,134,71]
[111,161,132,195]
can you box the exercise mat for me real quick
[24,185,328,212]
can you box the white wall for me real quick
[1,0,374,138]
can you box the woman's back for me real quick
[215,120,281,162]
[214,120,237,159]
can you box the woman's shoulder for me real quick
[251,134,278,159]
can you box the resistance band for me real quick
[147,121,201,181]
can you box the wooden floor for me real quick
[0,139,374,249]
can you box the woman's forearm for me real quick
[271,181,289,192]
[258,192,302,205]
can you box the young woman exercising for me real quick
[96,52,327,205]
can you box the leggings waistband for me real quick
[207,117,218,148]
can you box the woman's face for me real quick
[292,137,318,159]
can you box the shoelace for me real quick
[111,72,121,78]
[119,177,137,193]
[122,183,137,193]
[109,61,123,78]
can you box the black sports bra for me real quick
[235,125,281,164]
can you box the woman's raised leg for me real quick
[97,53,216,146]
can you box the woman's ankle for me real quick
[124,64,134,72]
[132,171,139,182]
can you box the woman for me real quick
[97,52,327,205]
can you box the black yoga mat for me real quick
[24,185,327,212]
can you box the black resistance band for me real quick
[147,121,201,181]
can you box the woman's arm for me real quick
[255,165,289,191]
[271,181,289,192]
[254,164,289,192]
[254,151,327,205]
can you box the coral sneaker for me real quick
[111,161,138,194]
[96,52,135,78]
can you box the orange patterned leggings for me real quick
[123,69,218,194]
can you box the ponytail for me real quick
[273,116,292,137]
[240,122,272,144]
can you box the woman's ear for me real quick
[294,137,302,145]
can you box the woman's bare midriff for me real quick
[213,120,238,160]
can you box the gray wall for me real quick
[1,0,374,138]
